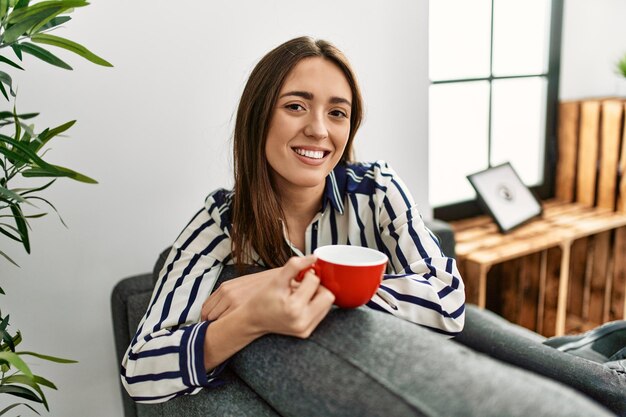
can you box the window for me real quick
[429,0,564,220]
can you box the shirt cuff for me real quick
[179,321,226,388]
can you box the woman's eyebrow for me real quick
[279,90,352,106]
[329,96,352,106]
[280,90,313,100]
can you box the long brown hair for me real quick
[231,36,364,267]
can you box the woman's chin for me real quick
[271,170,328,191]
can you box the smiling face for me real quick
[265,57,353,196]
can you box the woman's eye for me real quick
[330,109,348,118]
[285,103,304,111]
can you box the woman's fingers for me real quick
[282,255,317,284]
[204,296,230,321]
[201,292,219,321]
[290,285,335,338]
[312,284,335,307]
[201,258,333,337]
[291,269,321,303]
[202,282,242,321]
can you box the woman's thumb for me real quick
[283,255,317,282]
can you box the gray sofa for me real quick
[111,221,625,417]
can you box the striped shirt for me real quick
[121,160,465,403]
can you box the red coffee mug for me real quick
[298,245,388,308]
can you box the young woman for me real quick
[121,36,465,403]
[120,37,622,417]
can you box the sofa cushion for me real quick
[229,306,612,417]
[136,367,279,417]
[455,304,626,416]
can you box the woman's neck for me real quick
[277,182,325,251]
[279,182,324,224]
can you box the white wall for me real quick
[559,0,626,99]
[0,1,428,415]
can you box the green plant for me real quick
[617,53,626,79]
[0,0,111,414]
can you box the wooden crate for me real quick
[451,98,626,336]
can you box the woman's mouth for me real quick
[292,147,329,160]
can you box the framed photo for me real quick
[467,162,543,233]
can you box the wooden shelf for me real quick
[452,207,626,337]
[450,98,626,337]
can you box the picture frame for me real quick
[466,162,543,233]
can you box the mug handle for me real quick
[296,263,321,282]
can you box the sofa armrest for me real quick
[111,274,154,417]
[111,271,279,417]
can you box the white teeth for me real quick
[294,148,325,159]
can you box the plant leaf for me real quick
[0,82,8,101]
[18,179,56,196]
[9,203,29,253]
[16,42,72,70]
[16,351,77,363]
[0,134,64,173]
[0,329,22,351]
[0,224,23,242]
[0,55,24,70]
[17,212,47,219]
[0,185,26,203]
[35,14,70,33]
[0,0,9,20]
[8,0,85,23]
[0,329,13,351]
[0,185,33,204]
[0,71,15,97]
[23,196,65,226]
[22,164,97,184]
[33,375,57,390]
[0,351,34,377]
[3,8,58,44]
[0,385,42,403]
[12,104,21,144]
[14,0,30,9]
[0,317,11,352]
[2,374,50,411]
[0,146,30,165]
[0,314,9,331]
[0,403,40,416]
[0,249,19,267]
[0,222,22,234]
[11,43,23,60]
[31,33,112,67]
[0,111,37,120]
[0,329,15,352]
[7,1,87,38]
[32,119,75,152]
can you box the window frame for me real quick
[432,0,565,221]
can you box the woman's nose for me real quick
[304,113,328,139]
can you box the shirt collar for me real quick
[322,163,346,215]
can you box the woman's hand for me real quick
[201,256,335,370]
[248,255,335,338]
[202,256,335,338]
[201,268,276,322]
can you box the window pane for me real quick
[491,77,547,186]
[492,0,551,76]
[429,0,492,81]
[429,81,490,207]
